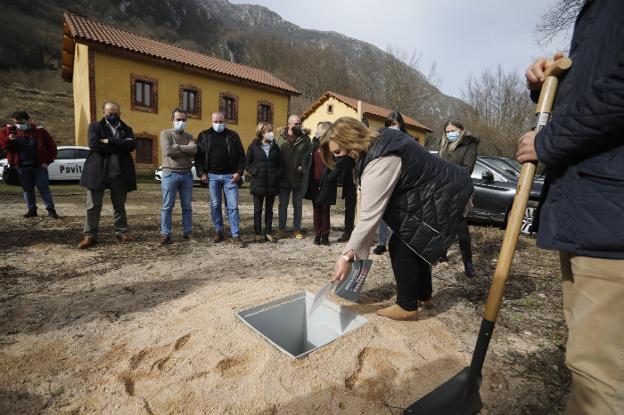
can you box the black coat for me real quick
[359,128,473,264]
[80,118,137,192]
[334,155,356,200]
[532,0,624,259]
[245,140,282,197]
[305,138,338,205]
[194,127,246,177]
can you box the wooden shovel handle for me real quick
[482,58,572,322]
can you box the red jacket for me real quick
[0,124,57,167]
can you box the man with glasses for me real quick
[78,101,137,249]
[276,115,312,239]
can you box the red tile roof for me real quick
[63,11,300,95]
[301,91,432,132]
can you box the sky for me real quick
[229,0,571,99]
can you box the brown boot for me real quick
[276,229,288,239]
[116,233,133,242]
[213,232,224,243]
[420,299,434,309]
[376,304,418,321]
[232,236,247,248]
[78,236,97,249]
[159,235,172,246]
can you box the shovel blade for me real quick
[403,367,482,415]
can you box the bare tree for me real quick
[536,0,585,46]
[462,66,534,157]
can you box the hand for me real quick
[8,134,16,140]
[100,138,109,144]
[232,172,241,183]
[332,254,353,283]
[516,131,538,163]
[41,163,48,168]
[201,174,208,184]
[525,52,565,90]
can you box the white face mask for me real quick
[265,132,274,142]
[390,125,400,130]
[173,120,187,131]
[446,131,461,142]
[212,123,225,133]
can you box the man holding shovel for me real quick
[517,1,624,413]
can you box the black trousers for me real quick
[388,234,432,311]
[252,194,275,236]
[456,217,473,264]
[343,186,356,234]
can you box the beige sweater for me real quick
[160,129,197,172]
[343,156,402,260]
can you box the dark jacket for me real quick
[305,137,338,205]
[276,130,312,190]
[194,127,246,177]
[335,155,357,199]
[440,134,479,174]
[80,118,137,192]
[245,140,282,197]
[532,0,624,259]
[0,124,57,167]
[359,128,473,264]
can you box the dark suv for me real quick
[469,156,543,234]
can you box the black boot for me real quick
[373,244,386,255]
[47,208,59,219]
[314,235,321,245]
[464,261,477,279]
[321,234,330,246]
[23,208,37,218]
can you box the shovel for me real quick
[404,57,572,415]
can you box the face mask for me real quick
[446,131,461,142]
[213,123,225,133]
[265,132,274,142]
[292,126,302,135]
[15,123,29,131]
[389,125,400,130]
[105,114,120,126]
[174,120,187,131]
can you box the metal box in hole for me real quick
[236,291,368,359]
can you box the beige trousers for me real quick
[560,252,624,415]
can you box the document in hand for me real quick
[335,259,373,302]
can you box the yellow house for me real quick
[301,91,432,145]
[62,12,300,169]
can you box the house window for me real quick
[327,104,334,114]
[131,74,158,114]
[257,101,274,124]
[135,137,154,164]
[179,85,202,119]
[219,92,239,124]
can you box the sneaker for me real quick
[78,236,96,249]
[373,245,387,255]
[159,235,172,246]
[47,208,59,219]
[265,234,276,243]
[321,234,330,246]
[314,235,321,245]
[464,261,477,279]
[183,233,193,241]
[23,209,37,218]
[116,233,133,242]
[254,235,264,243]
[213,232,224,243]
[232,236,247,248]
[294,231,304,240]
[336,232,351,243]
[376,304,418,321]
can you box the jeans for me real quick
[208,173,240,237]
[17,166,54,211]
[160,170,193,236]
[377,220,389,247]
[84,177,128,237]
[278,187,304,231]
[388,234,432,311]
[313,202,331,236]
[253,194,275,236]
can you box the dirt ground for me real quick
[0,180,570,414]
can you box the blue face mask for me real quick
[446,131,461,142]
[105,114,120,126]
[213,123,225,133]
[174,120,187,131]
[15,123,30,131]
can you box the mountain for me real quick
[0,0,472,143]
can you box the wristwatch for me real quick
[341,254,354,263]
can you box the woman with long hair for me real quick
[439,119,479,278]
[321,117,473,320]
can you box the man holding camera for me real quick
[0,111,59,218]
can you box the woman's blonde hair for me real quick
[255,121,273,143]
[439,119,465,157]
[320,116,379,169]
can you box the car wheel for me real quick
[503,206,536,235]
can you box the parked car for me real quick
[0,146,90,182]
[469,156,543,234]
[154,163,203,185]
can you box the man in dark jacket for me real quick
[0,111,59,218]
[276,115,312,239]
[517,1,624,413]
[78,101,137,248]
[195,112,246,246]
